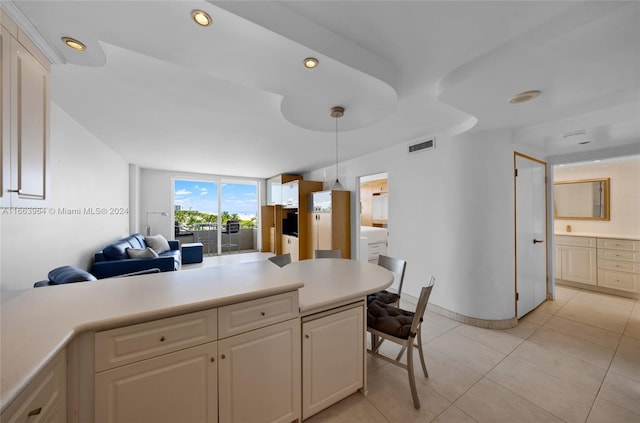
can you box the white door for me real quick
[515,153,548,318]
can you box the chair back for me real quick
[268,253,292,267]
[315,249,342,259]
[410,276,436,335]
[377,255,407,296]
[225,220,240,234]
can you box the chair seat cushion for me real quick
[367,290,400,305]
[367,300,415,339]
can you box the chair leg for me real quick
[417,326,428,378]
[395,345,407,361]
[406,339,420,409]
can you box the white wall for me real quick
[0,104,130,290]
[553,157,640,238]
[306,128,518,321]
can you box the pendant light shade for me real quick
[331,106,345,191]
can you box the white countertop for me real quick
[0,258,393,413]
[554,232,639,240]
[285,259,393,315]
[0,260,303,412]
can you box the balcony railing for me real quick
[176,224,258,255]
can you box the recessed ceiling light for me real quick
[192,9,211,26]
[508,90,541,104]
[61,37,86,51]
[303,57,319,69]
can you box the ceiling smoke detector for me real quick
[508,90,541,104]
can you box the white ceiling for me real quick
[7,0,640,178]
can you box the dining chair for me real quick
[267,253,292,267]
[366,255,407,307]
[314,249,342,258]
[366,276,435,409]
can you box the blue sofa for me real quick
[91,233,181,279]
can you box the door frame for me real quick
[514,152,549,318]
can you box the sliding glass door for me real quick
[174,178,258,256]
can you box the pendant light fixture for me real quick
[330,106,345,191]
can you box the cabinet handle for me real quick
[210,357,215,362]
[533,239,544,244]
[261,311,266,316]
[305,334,309,339]
[27,407,42,417]
[221,354,226,359]
[160,336,165,342]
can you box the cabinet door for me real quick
[316,213,332,250]
[290,236,299,262]
[302,306,364,420]
[0,350,66,423]
[561,246,597,285]
[218,318,300,423]
[11,37,49,204]
[95,342,218,423]
[1,25,10,207]
[554,246,562,279]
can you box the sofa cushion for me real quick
[126,247,159,259]
[48,265,97,285]
[145,234,171,254]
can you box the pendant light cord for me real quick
[335,117,339,182]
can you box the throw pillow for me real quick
[144,234,171,254]
[126,247,160,259]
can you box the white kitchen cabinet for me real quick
[0,350,66,423]
[561,246,597,285]
[0,14,50,207]
[218,318,301,423]
[282,234,299,261]
[556,236,597,285]
[95,342,218,423]
[597,238,640,293]
[302,304,364,420]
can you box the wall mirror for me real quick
[553,178,610,220]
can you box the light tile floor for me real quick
[190,256,640,422]
[308,285,640,423]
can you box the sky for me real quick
[174,180,258,215]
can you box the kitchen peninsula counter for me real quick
[0,261,303,413]
[1,258,393,418]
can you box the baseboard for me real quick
[556,279,639,300]
[401,293,518,329]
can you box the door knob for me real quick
[533,239,544,244]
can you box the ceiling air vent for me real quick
[408,138,435,154]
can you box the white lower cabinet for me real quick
[218,318,301,423]
[0,350,66,423]
[561,245,597,285]
[302,304,364,420]
[95,342,218,423]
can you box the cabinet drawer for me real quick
[555,236,596,248]
[95,308,217,372]
[597,238,640,252]
[598,259,640,274]
[597,249,640,263]
[598,269,639,292]
[1,350,66,423]
[368,242,386,254]
[218,291,299,339]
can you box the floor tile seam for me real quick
[361,394,393,423]
[583,330,627,422]
[526,331,614,371]
[424,337,503,377]
[428,403,479,423]
[544,313,624,338]
[497,344,607,397]
[560,299,636,319]
[534,320,621,353]
[591,395,640,419]
[458,375,568,423]
[452,327,525,356]
[422,321,463,346]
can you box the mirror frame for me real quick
[553,178,610,221]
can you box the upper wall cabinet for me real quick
[266,174,302,206]
[1,14,50,207]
